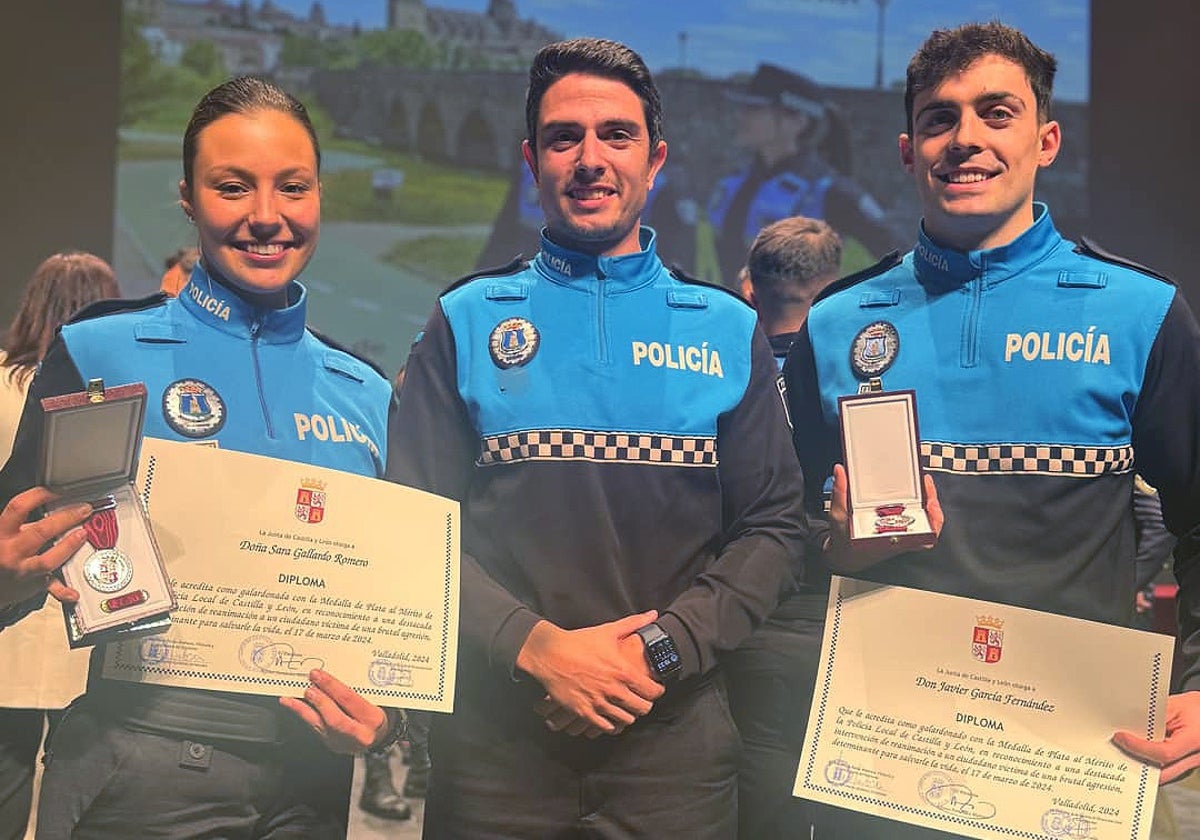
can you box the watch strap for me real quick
[635,622,669,647]
[364,707,407,757]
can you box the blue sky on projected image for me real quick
[269,0,1089,101]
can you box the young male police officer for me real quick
[784,21,1200,839]
[388,38,811,838]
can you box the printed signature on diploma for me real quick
[1041,809,1096,840]
[237,635,325,675]
[139,637,210,668]
[824,759,890,795]
[368,658,414,688]
[918,771,997,820]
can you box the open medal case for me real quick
[39,380,175,647]
[837,389,934,549]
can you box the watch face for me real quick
[637,623,682,682]
[647,638,681,679]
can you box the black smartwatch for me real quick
[635,622,682,683]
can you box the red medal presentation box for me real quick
[837,389,934,550]
[39,380,175,647]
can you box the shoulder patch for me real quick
[66,292,169,325]
[1075,238,1175,286]
[306,327,388,382]
[813,250,903,305]
[440,257,528,297]
[666,263,753,308]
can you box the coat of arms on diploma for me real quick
[295,478,326,524]
[972,615,1004,663]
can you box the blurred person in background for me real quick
[0,251,119,840]
[159,247,200,298]
[709,64,905,285]
[736,216,842,365]
[724,217,841,839]
[1133,475,1177,632]
[0,253,119,447]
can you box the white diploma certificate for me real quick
[100,439,459,713]
[795,576,1171,840]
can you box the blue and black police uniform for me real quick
[0,263,391,839]
[388,227,813,838]
[784,204,1200,839]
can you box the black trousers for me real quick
[0,709,43,840]
[721,611,824,839]
[35,700,350,840]
[424,677,741,839]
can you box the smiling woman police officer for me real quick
[0,77,398,839]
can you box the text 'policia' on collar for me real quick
[913,203,1064,291]
[533,226,663,291]
[178,263,307,344]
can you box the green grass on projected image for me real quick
[381,233,491,287]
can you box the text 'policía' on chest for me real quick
[631,340,724,378]
[294,413,381,458]
[1004,328,1111,365]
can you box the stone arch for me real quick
[416,100,447,161]
[343,85,372,137]
[355,85,372,120]
[455,109,498,170]
[383,97,410,150]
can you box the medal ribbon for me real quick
[83,497,119,551]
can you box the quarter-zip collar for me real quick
[534,226,663,293]
[177,262,307,344]
[913,203,1062,294]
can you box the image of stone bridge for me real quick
[309,67,1089,240]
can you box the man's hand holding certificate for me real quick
[100,438,459,713]
[1114,690,1200,784]
[795,577,1172,840]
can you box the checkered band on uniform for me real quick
[477,430,718,467]
[921,442,1135,476]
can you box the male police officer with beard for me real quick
[389,37,813,838]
